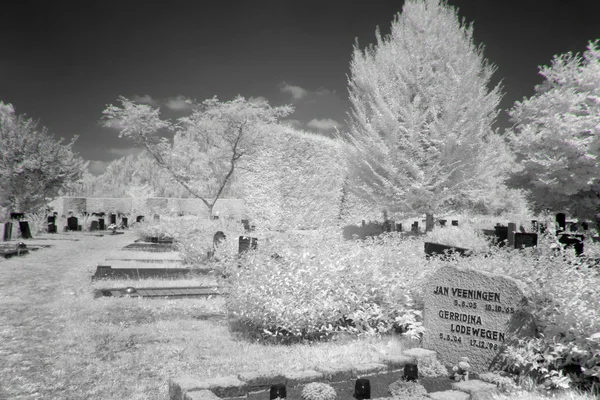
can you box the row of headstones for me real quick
[363,218,459,234]
[2,221,32,241]
[60,214,157,232]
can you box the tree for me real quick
[343,0,510,217]
[0,101,86,216]
[102,96,293,217]
[507,40,600,221]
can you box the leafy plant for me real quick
[301,382,336,400]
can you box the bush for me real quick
[301,382,336,400]
[223,228,430,343]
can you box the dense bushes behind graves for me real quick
[222,229,429,342]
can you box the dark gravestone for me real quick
[514,233,538,249]
[10,213,25,220]
[213,231,226,248]
[18,221,32,239]
[494,226,508,247]
[136,216,144,223]
[110,214,117,225]
[426,213,434,232]
[121,217,128,228]
[98,218,105,230]
[238,236,258,253]
[90,221,99,231]
[67,216,78,231]
[531,220,538,232]
[439,219,447,227]
[396,223,403,232]
[411,222,419,233]
[569,223,579,232]
[3,222,13,241]
[47,216,57,233]
[241,219,250,231]
[154,214,160,221]
[424,242,470,258]
[211,215,219,220]
[556,213,566,232]
[558,234,584,256]
[451,220,459,226]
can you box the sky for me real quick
[1,0,599,175]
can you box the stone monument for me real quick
[423,265,530,372]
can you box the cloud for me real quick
[248,96,268,105]
[164,95,193,111]
[279,82,308,100]
[315,87,336,96]
[87,160,111,176]
[107,147,144,157]
[306,118,341,132]
[131,94,159,106]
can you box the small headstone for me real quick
[10,212,25,220]
[514,233,538,249]
[121,217,128,228]
[136,216,144,223]
[439,219,447,227]
[531,220,538,232]
[153,214,160,221]
[47,216,57,233]
[426,213,434,232]
[411,221,419,233]
[3,222,13,241]
[90,221,99,231]
[98,218,105,230]
[423,265,530,372]
[396,223,403,232]
[110,214,117,225]
[67,216,78,231]
[241,219,250,231]
[507,223,516,248]
[558,234,584,256]
[18,221,32,239]
[213,231,226,248]
[451,220,459,226]
[238,236,258,253]
[556,213,566,232]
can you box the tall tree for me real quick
[102,96,292,217]
[344,0,509,216]
[0,101,86,216]
[507,40,600,221]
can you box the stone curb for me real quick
[169,348,498,400]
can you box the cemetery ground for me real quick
[1,218,599,400]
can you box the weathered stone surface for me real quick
[192,376,247,398]
[315,364,353,382]
[352,362,388,377]
[422,265,529,371]
[402,348,437,363]
[238,370,286,391]
[452,379,499,400]
[381,354,415,371]
[183,390,220,400]
[426,389,470,400]
[169,376,207,400]
[284,369,323,386]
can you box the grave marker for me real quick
[121,217,128,228]
[556,213,566,232]
[423,265,529,372]
[98,218,105,230]
[110,214,117,225]
[10,213,25,220]
[154,214,160,221]
[3,222,13,241]
[18,221,32,239]
[67,216,78,231]
[514,233,537,249]
[90,221,99,231]
[238,236,258,253]
[507,223,516,248]
[451,220,459,226]
[426,213,434,232]
[136,215,144,223]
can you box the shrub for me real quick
[223,228,431,343]
[301,382,336,400]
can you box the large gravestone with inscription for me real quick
[423,265,529,372]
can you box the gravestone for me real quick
[67,216,78,231]
[121,217,128,228]
[558,234,584,256]
[18,221,32,239]
[90,221,99,231]
[439,219,447,227]
[514,233,537,249]
[3,222,13,241]
[507,223,516,248]
[10,213,25,220]
[213,231,226,248]
[154,214,160,221]
[396,223,403,232]
[451,220,459,226]
[423,265,529,372]
[136,215,144,223]
[98,218,105,230]
[556,213,566,232]
[110,214,117,225]
[426,214,434,232]
[494,226,508,247]
[238,236,258,253]
[411,222,419,233]
[47,216,57,233]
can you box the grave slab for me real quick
[423,265,530,372]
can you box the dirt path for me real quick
[0,231,134,399]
